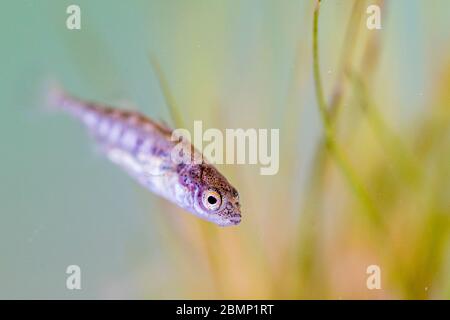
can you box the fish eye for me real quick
[202,190,222,211]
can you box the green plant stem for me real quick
[348,70,421,186]
[148,53,184,128]
[312,0,382,227]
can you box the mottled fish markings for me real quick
[49,87,241,226]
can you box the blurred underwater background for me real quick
[0,0,449,299]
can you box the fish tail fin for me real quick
[45,80,90,119]
[45,80,66,111]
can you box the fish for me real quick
[48,86,241,226]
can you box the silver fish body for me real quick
[49,88,241,226]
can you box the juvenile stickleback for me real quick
[48,87,241,226]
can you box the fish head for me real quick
[179,164,241,226]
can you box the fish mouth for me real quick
[221,214,241,226]
[228,216,241,225]
[225,202,242,226]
